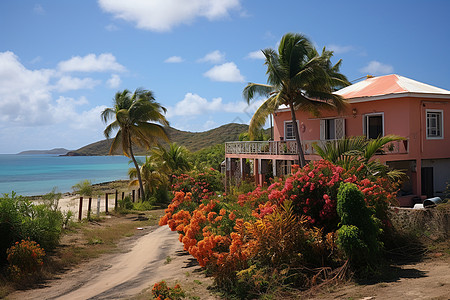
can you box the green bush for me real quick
[0,192,64,265]
[118,196,133,211]
[133,200,154,211]
[336,183,382,270]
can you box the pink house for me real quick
[225,74,450,206]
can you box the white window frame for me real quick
[284,120,299,140]
[320,118,345,140]
[363,112,384,139]
[426,109,444,140]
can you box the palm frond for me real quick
[243,83,274,103]
[248,95,279,139]
[364,135,405,160]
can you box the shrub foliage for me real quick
[159,159,397,296]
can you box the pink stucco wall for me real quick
[273,96,450,161]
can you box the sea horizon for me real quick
[0,154,133,196]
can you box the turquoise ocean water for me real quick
[0,154,132,196]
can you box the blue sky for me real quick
[1,0,449,153]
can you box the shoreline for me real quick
[25,179,130,200]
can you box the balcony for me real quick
[225,139,409,156]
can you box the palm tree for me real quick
[312,135,406,181]
[150,143,191,177]
[128,156,168,197]
[101,88,169,200]
[243,33,350,167]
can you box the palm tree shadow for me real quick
[176,250,200,269]
[355,265,428,285]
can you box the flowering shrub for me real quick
[171,168,223,202]
[151,281,185,300]
[7,239,45,280]
[159,160,397,294]
[239,160,397,233]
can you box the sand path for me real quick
[8,226,207,300]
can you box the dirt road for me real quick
[7,225,214,300]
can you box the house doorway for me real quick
[421,167,434,198]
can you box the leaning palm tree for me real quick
[101,88,169,200]
[128,156,168,197]
[243,33,350,167]
[150,143,191,177]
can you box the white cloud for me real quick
[164,56,184,63]
[246,50,265,60]
[0,51,109,128]
[55,76,101,92]
[360,60,394,75]
[58,53,126,73]
[167,92,250,117]
[98,0,241,32]
[0,51,54,125]
[30,56,42,64]
[105,24,119,31]
[197,50,225,63]
[107,74,121,88]
[202,119,217,130]
[0,51,126,153]
[203,62,245,82]
[33,4,45,15]
[327,44,354,54]
[49,97,106,131]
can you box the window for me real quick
[426,110,443,139]
[363,113,384,139]
[284,121,298,140]
[320,118,345,140]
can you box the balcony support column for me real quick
[254,158,259,186]
[272,159,277,178]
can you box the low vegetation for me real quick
[160,159,402,298]
[0,207,161,298]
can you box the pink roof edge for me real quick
[335,74,450,99]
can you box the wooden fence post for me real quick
[132,190,135,202]
[88,197,92,219]
[78,196,83,221]
[105,193,109,214]
[97,195,101,217]
[115,190,118,211]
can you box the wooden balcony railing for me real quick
[225,139,409,156]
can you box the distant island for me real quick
[18,123,263,156]
[18,148,70,155]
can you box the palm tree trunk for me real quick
[288,102,306,167]
[128,136,145,201]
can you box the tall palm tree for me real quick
[128,156,168,197]
[101,88,169,199]
[150,143,191,177]
[243,33,350,167]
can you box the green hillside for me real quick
[67,123,251,156]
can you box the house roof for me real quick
[335,74,450,101]
[274,74,450,113]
